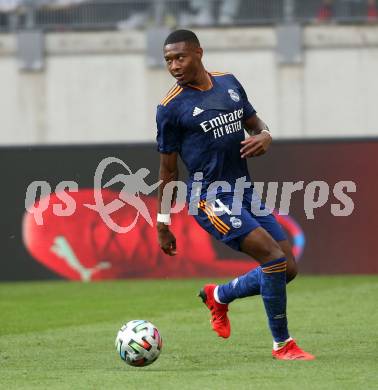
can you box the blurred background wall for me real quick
[0,0,377,145]
[1,0,377,280]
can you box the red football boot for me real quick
[272,340,315,360]
[198,284,230,338]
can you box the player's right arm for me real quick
[157,152,178,256]
[156,101,181,256]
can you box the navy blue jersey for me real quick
[156,72,256,199]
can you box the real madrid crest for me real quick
[228,89,240,102]
[230,216,242,229]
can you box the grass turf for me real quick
[0,276,377,390]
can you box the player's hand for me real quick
[240,132,272,158]
[157,224,177,256]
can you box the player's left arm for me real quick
[240,114,272,158]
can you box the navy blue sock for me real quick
[218,257,290,343]
[217,267,262,304]
[260,257,290,342]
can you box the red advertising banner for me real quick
[1,139,377,280]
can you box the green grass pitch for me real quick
[1,276,377,389]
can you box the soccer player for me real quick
[156,29,315,360]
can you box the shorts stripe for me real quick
[200,204,228,234]
[204,206,229,234]
[201,201,230,231]
[205,205,230,232]
[198,201,230,235]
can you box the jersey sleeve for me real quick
[231,75,257,120]
[156,105,181,153]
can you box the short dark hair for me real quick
[164,29,200,47]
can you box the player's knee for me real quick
[260,243,285,263]
[286,263,298,283]
[285,252,298,283]
[272,247,285,261]
[241,228,285,263]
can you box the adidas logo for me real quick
[192,107,204,117]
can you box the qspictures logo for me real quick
[24,156,357,234]
[25,157,161,234]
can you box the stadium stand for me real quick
[0,0,377,31]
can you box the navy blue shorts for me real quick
[193,191,287,251]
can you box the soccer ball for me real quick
[115,320,163,367]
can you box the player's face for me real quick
[163,42,203,85]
